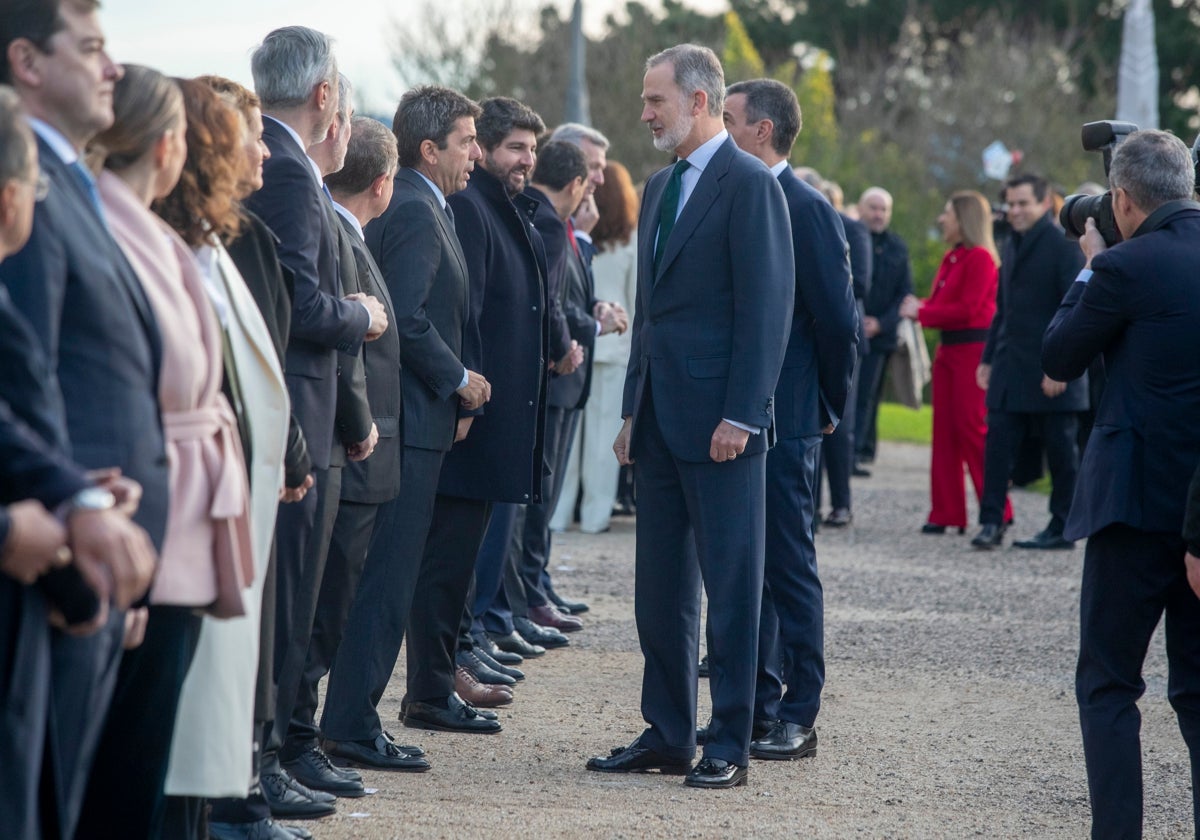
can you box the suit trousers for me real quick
[269,465,341,762]
[322,446,445,741]
[76,606,202,840]
[980,410,1077,528]
[288,496,388,752]
[0,581,50,840]
[632,394,766,767]
[474,502,519,636]
[854,347,891,462]
[406,494,491,704]
[512,406,578,613]
[1076,524,1200,839]
[928,342,1007,528]
[819,355,860,512]
[551,361,627,533]
[755,433,824,728]
[45,607,125,840]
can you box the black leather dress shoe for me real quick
[456,648,517,685]
[1012,527,1075,550]
[528,603,584,632]
[749,721,818,760]
[824,507,852,527]
[852,465,872,477]
[696,717,774,746]
[324,733,431,772]
[473,632,524,665]
[489,630,546,658]
[546,584,590,614]
[472,644,524,681]
[970,523,1005,549]
[282,747,366,798]
[403,693,503,733]
[698,654,709,678]
[281,827,313,840]
[209,818,306,840]
[684,757,747,788]
[586,738,691,774]
[260,771,336,820]
[513,616,569,648]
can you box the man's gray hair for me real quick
[550,122,609,151]
[0,86,33,187]
[1109,129,1196,211]
[251,26,338,110]
[326,116,398,197]
[646,44,725,117]
[337,73,353,121]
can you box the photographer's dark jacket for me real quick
[983,212,1087,413]
[1042,202,1200,540]
[864,229,912,355]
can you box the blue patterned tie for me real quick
[69,160,106,225]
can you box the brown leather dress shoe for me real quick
[454,666,513,708]
[528,604,583,632]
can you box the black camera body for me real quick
[1059,120,1138,245]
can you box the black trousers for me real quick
[1076,524,1200,839]
[854,347,890,462]
[322,446,445,742]
[76,606,203,840]
[0,580,50,840]
[979,410,1078,528]
[819,354,860,511]
[406,494,491,704]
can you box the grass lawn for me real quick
[876,401,931,444]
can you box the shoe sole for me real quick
[267,805,337,821]
[586,764,691,775]
[402,716,502,734]
[327,753,432,773]
[683,773,749,788]
[749,746,818,761]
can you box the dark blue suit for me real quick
[622,134,793,767]
[0,137,167,839]
[756,168,858,729]
[1042,201,1200,839]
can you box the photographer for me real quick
[1042,129,1200,839]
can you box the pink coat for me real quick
[99,170,252,616]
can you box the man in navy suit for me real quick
[243,26,386,814]
[1042,129,1200,839]
[586,45,793,789]
[723,78,858,760]
[0,3,167,834]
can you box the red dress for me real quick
[918,245,1012,528]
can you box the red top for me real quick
[917,244,998,332]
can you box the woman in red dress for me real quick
[901,191,1012,533]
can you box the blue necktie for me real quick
[654,159,690,272]
[443,201,456,233]
[69,160,107,225]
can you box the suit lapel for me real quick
[401,169,469,282]
[655,139,732,280]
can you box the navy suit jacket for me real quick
[622,136,794,463]
[1042,202,1200,540]
[439,166,550,504]
[244,118,369,469]
[774,167,859,437]
[336,214,402,504]
[983,212,1087,413]
[0,138,168,549]
[365,168,471,454]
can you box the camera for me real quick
[1059,120,1138,245]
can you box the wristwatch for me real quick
[57,487,116,522]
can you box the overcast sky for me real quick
[102,0,726,114]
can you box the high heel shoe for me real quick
[921,523,965,535]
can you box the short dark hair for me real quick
[531,141,587,192]
[327,116,398,197]
[392,85,480,169]
[0,86,35,185]
[1004,173,1049,202]
[0,0,100,85]
[475,97,544,152]
[726,78,801,157]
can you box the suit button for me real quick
[532,305,538,311]
[523,493,530,500]
[528,401,533,406]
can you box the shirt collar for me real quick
[27,117,79,165]
[681,129,728,173]
[264,115,323,185]
[769,159,789,177]
[410,168,447,208]
[332,200,363,240]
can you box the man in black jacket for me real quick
[971,174,1085,551]
[1042,129,1200,839]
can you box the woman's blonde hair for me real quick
[949,190,1000,266]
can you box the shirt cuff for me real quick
[1075,268,1093,285]
[357,300,373,328]
[723,418,761,435]
[458,368,469,391]
[575,230,593,245]
[595,320,603,337]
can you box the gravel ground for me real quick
[309,442,1193,839]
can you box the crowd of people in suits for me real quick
[5,2,1200,839]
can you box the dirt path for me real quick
[312,442,1192,838]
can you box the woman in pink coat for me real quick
[79,65,253,840]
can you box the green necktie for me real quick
[654,159,691,273]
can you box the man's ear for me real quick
[757,119,774,145]
[371,171,390,198]
[419,138,439,167]
[0,180,17,228]
[6,39,43,89]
